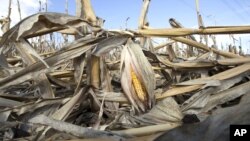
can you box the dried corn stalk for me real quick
[121,39,155,114]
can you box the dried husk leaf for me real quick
[120,39,155,113]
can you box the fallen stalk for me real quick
[113,123,181,136]
[29,115,128,140]
[137,26,250,36]
[171,37,241,58]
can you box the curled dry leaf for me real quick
[92,35,129,56]
[115,97,183,128]
[0,12,93,46]
[203,80,250,112]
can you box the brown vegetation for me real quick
[0,0,250,141]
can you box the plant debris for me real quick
[1,0,250,141]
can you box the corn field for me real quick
[1,0,250,141]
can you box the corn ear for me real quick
[131,65,147,102]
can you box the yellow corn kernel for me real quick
[131,66,147,102]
